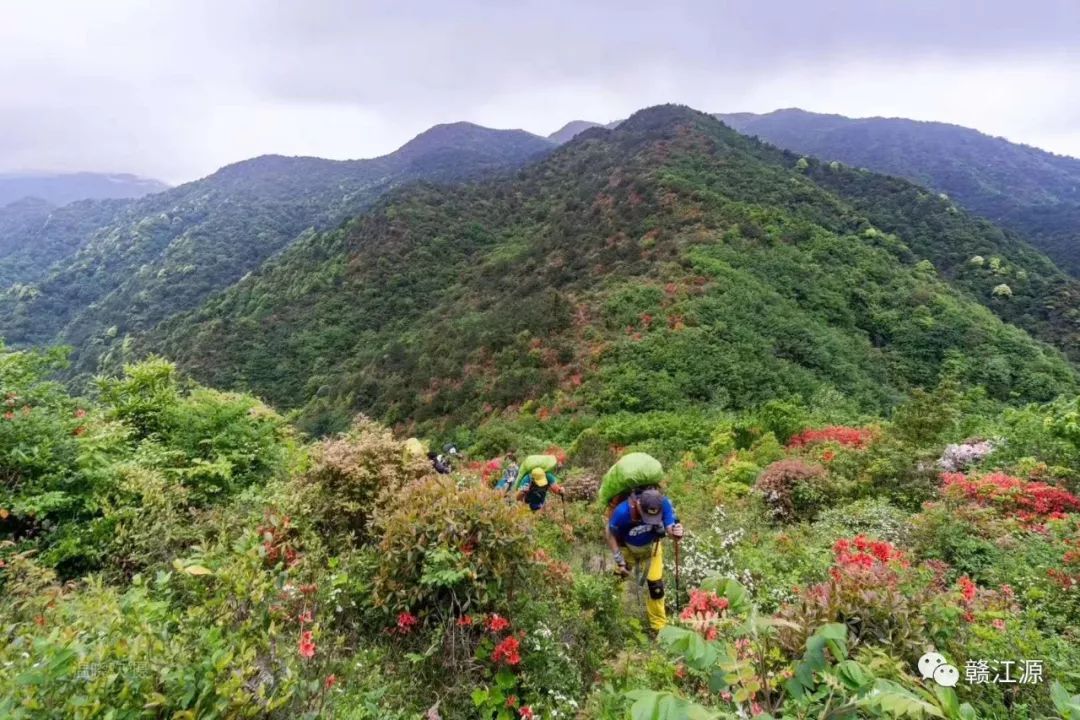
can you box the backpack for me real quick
[598,452,664,507]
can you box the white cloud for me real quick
[0,0,1077,182]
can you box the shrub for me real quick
[568,427,616,473]
[754,399,810,445]
[0,530,336,719]
[776,536,931,657]
[937,438,995,472]
[787,425,874,450]
[290,416,431,545]
[941,471,1080,519]
[371,478,538,620]
[753,458,827,522]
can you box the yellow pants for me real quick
[624,541,666,631]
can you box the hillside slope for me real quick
[147,106,1076,435]
[718,109,1080,276]
[0,197,130,288]
[0,171,168,206]
[0,123,554,373]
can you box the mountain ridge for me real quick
[145,104,1077,434]
[0,122,555,373]
[716,108,1080,275]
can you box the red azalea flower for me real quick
[484,613,510,633]
[298,630,316,658]
[519,707,535,720]
[787,426,873,450]
[456,615,474,627]
[324,674,338,688]
[958,576,977,603]
[492,636,521,666]
[396,611,419,634]
[505,695,518,708]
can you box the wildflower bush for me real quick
[776,536,933,657]
[752,458,828,522]
[633,578,976,720]
[288,416,431,544]
[371,478,537,620]
[4,335,1080,719]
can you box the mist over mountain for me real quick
[0,171,168,206]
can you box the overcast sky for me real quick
[2,0,1078,184]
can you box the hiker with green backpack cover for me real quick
[600,453,684,632]
[515,454,564,511]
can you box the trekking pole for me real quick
[673,537,682,613]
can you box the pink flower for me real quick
[324,674,338,688]
[298,630,316,658]
[992,619,1006,630]
[519,707,535,719]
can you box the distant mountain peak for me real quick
[392,122,553,164]
[547,120,604,144]
[0,171,168,207]
[615,104,719,137]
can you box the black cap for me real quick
[637,488,665,528]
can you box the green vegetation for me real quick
[2,340,1079,719]
[149,106,1076,435]
[1,104,1079,719]
[0,124,554,380]
[719,108,1080,277]
[0,196,128,288]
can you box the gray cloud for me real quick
[1,0,1078,182]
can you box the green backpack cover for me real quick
[519,454,558,475]
[598,452,664,507]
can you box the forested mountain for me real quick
[6,106,1080,720]
[146,105,1077,435]
[0,196,130,288]
[718,109,1080,276]
[548,120,608,144]
[0,123,554,374]
[0,171,167,206]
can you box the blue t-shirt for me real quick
[608,497,675,547]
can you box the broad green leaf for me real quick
[933,685,959,718]
[626,689,717,720]
[701,577,750,615]
[658,626,718,671]
[861,679,945,718]
[182,564,213,576]
[835,660,875,692]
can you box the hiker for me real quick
[428,450,451,475]
[494,452,519,493]
[516,466,563,511]
[606,487,683,632]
